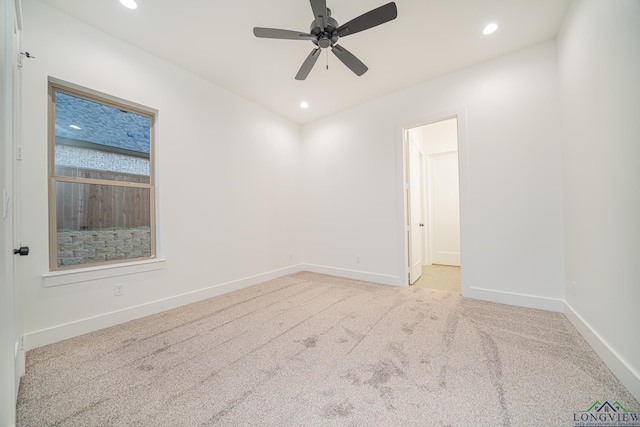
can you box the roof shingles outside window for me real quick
[54,92,150,156]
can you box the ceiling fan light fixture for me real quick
[119,0,138,10]
[483,23,498,35]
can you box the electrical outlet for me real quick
[289,252,293,260]
[114,284,125,296]
[356,255,361,264]
[572,281,577,297]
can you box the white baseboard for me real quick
[465,286,565,312]
[26,264,306,350]
[303,264,403,286]
[564,302,640,402]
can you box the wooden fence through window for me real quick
[55,166,151,230]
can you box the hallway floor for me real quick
[411,264,461,293]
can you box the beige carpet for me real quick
[17,272,639,426]
[412,264,461,293]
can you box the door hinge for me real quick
[18,51,35,68]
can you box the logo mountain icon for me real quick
[580,401,632,413]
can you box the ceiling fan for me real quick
[253,1,398,80]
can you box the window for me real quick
[48,82,156,270]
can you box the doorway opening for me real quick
[404,117,461,293]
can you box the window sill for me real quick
[42,258,166,288]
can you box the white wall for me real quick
[421,118,458,155]
[301,41,565,310]
[558,0,640,400]
[20,0,303,349]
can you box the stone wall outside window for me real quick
[57,227,151,267]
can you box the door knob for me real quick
[14,246,29,256]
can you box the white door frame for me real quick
[12,0,24,392]
[419,150,429,265]
[395,107,469,290]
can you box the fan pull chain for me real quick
[326,49,329,70]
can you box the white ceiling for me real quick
[38,0,571,124]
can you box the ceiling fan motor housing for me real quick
[311,15,339,48]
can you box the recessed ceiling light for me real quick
[119,0,137,10]
[300,102,309,109]
[483,23,499,35]
[69,125,81,130]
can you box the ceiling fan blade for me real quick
[336,2,398,37]
[253,27,316,41]
[296,48,322,80]
[331,44,368,76]
[310,0,328,29]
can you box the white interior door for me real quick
[1,1,23,424]
[428,151,460,266]
[407,136,423,284]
